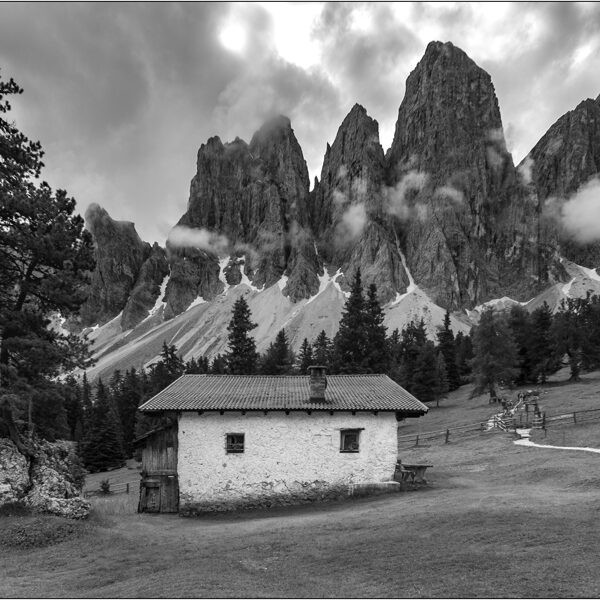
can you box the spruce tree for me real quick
[364,284,390,373]
[471,308,519,400]
[436,311,460,390]
[529,302,556,383]
[410,341,442,404]
[508,305,533,384]
[225,296,259,374]
[260,329,295,374]
[333,270,367,373]
[297,338,313,374]
[210,354,227,374]
[80,378,125,472]
[312,330,333,368]
[0,73,95,454]
[455,331,474,383]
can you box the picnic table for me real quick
[394,461,433,485]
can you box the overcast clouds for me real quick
[1,2,599,244]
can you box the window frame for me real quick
[340,428,362,453]
[225,432,245,454]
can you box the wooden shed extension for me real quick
[134,423,178,513]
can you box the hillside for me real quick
[3,372,600,598]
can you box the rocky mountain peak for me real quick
[81,204,169,329]
[385,41,565,309]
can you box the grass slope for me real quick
[2,371,600,598]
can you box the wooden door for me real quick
[159,475,178,513]
[141,481,161,513]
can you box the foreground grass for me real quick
[3,374,600,598]
[2,433,600,598]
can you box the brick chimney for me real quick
[308,365,327,401]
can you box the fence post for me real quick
[445,429,450,444]
[573,412,577,424]
[415,435,419,447]
[126,483,130,494]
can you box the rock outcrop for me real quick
[521,95,600,269]
[385,41,567,309]
[0,438,90,519]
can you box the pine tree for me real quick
[528,302,556,383]
[455,331,474,383]
[297,338,313,374]
[80,378,125,472]
[63,374,84,441]
[471,308,519,400]
[436,311,460,391]
[0,72,95,454]
[410,341,442,404]
[508,305,533,384]
[436,351,449,405]
[551,297,586,381]
[225,296,259,374]
[312,330,333,368]
[260,329,295,375]
[363,284,390,373]
[210,354,227,374]
[333,270,367,373]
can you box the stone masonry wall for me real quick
[177,411,398,514]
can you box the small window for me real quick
[226,433,245,454]
[340,429,360,453]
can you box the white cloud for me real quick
[167,225,230,255]
[557,177,600,243]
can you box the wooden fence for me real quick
[398,407,600,450]
[84,479,140,498]
[397,421,488,450]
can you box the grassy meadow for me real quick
[2,370,600,598]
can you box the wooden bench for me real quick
[394,462,433,485]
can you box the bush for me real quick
[0,502,32,518]
[99,479,111,495]
[0,516,89,549]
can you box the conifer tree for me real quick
[508,305,533,384]
[471,308,518,400]
[297,338,313,374]
[363,284,389,373]
[333,270,367,373]
[225,296,258,374]
[63,374,84,441]
[410,341,443,404]
[436,311,460,390]
[260,329,295,374]
[210,354,227,374]
[528,302,556,383]
[80,378,125,472]
[0,72,95,454]
[455,331,474,382]
[312,330,333,368]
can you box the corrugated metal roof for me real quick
[138,374,428,414]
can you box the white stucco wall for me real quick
[177,411,398,511]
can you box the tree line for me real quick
[471,295,600,400]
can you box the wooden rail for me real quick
[84,479,140,498]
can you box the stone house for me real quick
[136,366,428,514]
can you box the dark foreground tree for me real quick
[0,71,95,455]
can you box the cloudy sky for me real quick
[1,2,599,244]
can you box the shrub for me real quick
[0,516,89,549]
[99,479,111,495]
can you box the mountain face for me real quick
[386,41,566,310]
[79,40,600,378]
[164,116,322,317]
[80,204,168,329]
[521,96,600,269]
[309,104,410,302]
